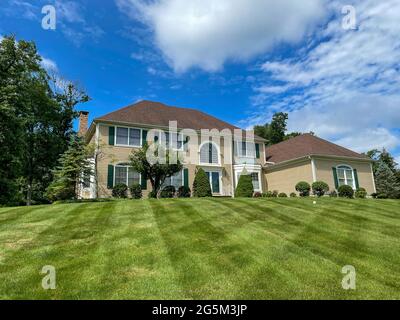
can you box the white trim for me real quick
[199,141,221,166]
[311,157,317,182]
[336,164,356,189]
[370,163,377,193]
[114,125,142,148]
[114,163,141,186]
[235,141,256,158]
[233,164,263,192]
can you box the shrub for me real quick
[377,193,388,199]
[278,192,288,198]
[312,181,329,197]
[160,186,176,198]
[295,181,311,197]
[112,184,128,198]
[355,187,367,199]
[338,185,354,198]
[371,193,378,199]
[130,183,142,199]
[253,192,262,198]
[329,190,338,198]
[148,191,157,199]
[235,174,254,198]
[177,186,191,198]
[193,168,212,197]
[290,192,297,198]
[263,190,278,198]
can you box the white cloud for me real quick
[117,0,326,72]
[41,57,58,72]
[243,0,400,156]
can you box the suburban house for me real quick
[79,100,376,198]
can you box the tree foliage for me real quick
[254,112,302,146]
[45,136,93,201]
[375,161,400,199]
[193,168,212,197]
[235,173,254,198]
[130,143,183,197]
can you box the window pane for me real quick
[128,168,140,186]
[337,169,345,179]
[241,142,247,156]
[129,129,141,146]
[116,127,129,145]
[200,143,210,163]
[338,178,346,186]
[115,166,127,185]
[173,171,183,188]
[162,176,172,188]
[251,172,260,190]
[211,144,218,164]
[346,178,354,187]
[247,143,255,158]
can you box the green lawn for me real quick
[0,198,399,299]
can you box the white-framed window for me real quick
[337,165,355,188]
[114,163,141,186]
[200,142,219,165]
[236,141,256,158]
[115,127,142,147]
[162,170,184,189]
[151,131,184,151]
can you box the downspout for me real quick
[370,162,377,193]
[310,156,317,182]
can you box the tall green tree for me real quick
[374,161,400,199]
[46,135,93,201]
[254,112,302,145]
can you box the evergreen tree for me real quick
[235,172,254,198]
[375,161,400,199]
[193,168,212,197]
[46,135,93,201]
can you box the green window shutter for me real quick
[255,143,260,159]
[107,165,114,189]
[109,127,115,145]
[142,130,148,147]
[332,167,339,190]
[353,169,360,189]
[141,173,147,190]
[184,168,189,188]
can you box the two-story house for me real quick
[79,100,376,198]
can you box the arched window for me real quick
[115,163,140,186]
[337,165,355,188]
[200,142,219,165]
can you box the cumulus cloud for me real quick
[116,0,326,72]
[243,0,400,155]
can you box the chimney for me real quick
[78,111,89,136]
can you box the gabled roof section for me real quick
[96,100,240,132]
[265,133,370,164]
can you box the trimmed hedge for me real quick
[290,192,297,198]
[312,181,329,197]
[160,186,176,198]
[112,184,128,198]
[177,186,191,198]
[130,184,142,199]
[355,187,367,199]
[278,192,288,198]
[253,192,262,198]
[295,181,311,197]
[338,185,354,198]
[235,174,254,198]
[193,168,212,197]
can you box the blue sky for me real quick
[1,0,399,164]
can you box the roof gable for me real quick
[265,134,369,163]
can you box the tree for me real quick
[234,172,254,198]
[366,148,398,174]
[45,135,93,201]
[193,168,212,197]
[254,112,302,146]
[375,161,400,199]
[129,144,183,198]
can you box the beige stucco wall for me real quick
[314,158,375,194]
[264,160,313,194]
[94,124,238,198]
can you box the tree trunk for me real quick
[26,183,32,206]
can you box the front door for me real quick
[206,171,220,194]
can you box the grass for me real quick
[0,197,399,299]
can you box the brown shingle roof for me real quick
[96,100,240,132]
[265,134,369,163]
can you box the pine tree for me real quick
[193,168,212,197]
[46,135,93,201]
[235,170,254,197]
[375,161,400,199]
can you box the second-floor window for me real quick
[200,142,219,164]
[236,141,255,158]
[116,127,141,147]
